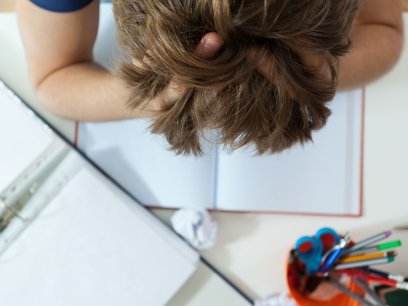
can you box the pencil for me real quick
[337,269,408,290]
[367,274,408,290]
[363,267,405,283]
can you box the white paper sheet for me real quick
[0,82,53,192]
[78,120,218,208]
[216,91,363,215]
[0,162,198,306]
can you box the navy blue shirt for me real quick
[31,0,94,12]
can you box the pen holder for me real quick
[286,250,365,306]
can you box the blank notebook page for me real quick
[0,164,198,306]
[78,120,218,209]
[0,82,53,191]
[216,90,363,215]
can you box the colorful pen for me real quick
[345,231,392,253]
[334,256,395,270]
[338,251,396,264]
[318,233,350,273]
[337,269,407,289]
[347,240,401,256]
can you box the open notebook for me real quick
[77,3,364,217]
[0,81,198,306]
[78,90,364,216]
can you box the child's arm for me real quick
[16,0,221,121]
[337,0,404,90]
[255,0,404,91]
[17,0,138,121]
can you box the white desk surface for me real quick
[1,11,408,304]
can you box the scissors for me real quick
[295,227,340,274]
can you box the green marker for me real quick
[335,256,395,270]
[347,240,402,256]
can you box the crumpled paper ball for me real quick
[170,208,218,249]
[254,293,296,306]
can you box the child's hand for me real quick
[139,31,330,116]
[149,32,329,110]
[249,44,330,99]
[141,32,224,117]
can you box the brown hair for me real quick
[113,0,360,155]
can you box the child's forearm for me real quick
[35,62,149,121]
[337,24,404,91]
[337,0,404,91]
[16,0,138,121]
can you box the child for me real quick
[18,0,403,154]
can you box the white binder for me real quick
[0,81,198,306]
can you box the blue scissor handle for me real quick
[315,227,340,250]
[295,236,323,274]
[295,227,340,274]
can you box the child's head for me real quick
[113,0,360,155]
